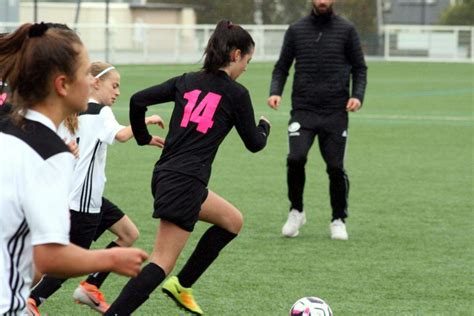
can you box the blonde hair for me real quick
[91,61,116,81]
[64,113,78,134]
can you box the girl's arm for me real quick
[129,77,178,146]
[115,115,166,145]
[233,89,271,153]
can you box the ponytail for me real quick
[203,20,255,73]
[64,113,79,135]
[0,22,83,124]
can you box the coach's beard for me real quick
[313,4,333,16]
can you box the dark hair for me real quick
[203,20,255,73]
[0,22,83,123]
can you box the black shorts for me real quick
[69,197,125,248]
[151,171,208,232]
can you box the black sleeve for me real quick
[233,90,270,153]
[269,26,295,96]
[346,26,368,104]
[129,77,178,145]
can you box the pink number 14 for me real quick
[180,89,222,134]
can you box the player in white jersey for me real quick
[28,62,165,315]
[0,23,148,316]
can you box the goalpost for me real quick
[383,24,474,63]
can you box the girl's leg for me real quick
[104,220,190,315]
[82,215,139,291]
[108,215,139,247]
[175,190,242,288]
[29,211,99,307]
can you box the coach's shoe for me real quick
[282,209,306,237]
[73,281,109,314]
[162,276,203,315]
[26,298,41,316]
[330,219,348,240]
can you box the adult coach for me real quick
[268,0,367,239]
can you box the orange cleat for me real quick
[26,298,41,316]
[72,281,109,314]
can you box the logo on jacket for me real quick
[288,122,301,136]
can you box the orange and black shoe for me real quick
[72,281,109,314]
[162,276,204,315]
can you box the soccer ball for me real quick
[289,296,333,316]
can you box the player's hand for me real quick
[346,98,361,112]
[260,116,271,128]
[149,135,165,148]
[145,115,165,129]
[109,248,148,277]
[267,95,281,110]
[65,138,79,158]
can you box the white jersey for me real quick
[67,100,124,214]
[0,111,72,315]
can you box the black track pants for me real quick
[286,110,349,220]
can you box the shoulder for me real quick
[291,15,312,29]
[332,15,355,30]
[182,71,204,83]
[0,117,69,160]
[227,80,249,99]
[80,102,105,116]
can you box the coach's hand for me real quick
[149,135,165,148]
[145,114,166,129]
[109,247,148,277]
[267,95,281,110]
[346,98,361,112]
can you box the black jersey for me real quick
[130,70,270,184]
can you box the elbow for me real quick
[129,93,141,108]
[34,247,59,275]
[245,142,266,153]
[115,134,128,143]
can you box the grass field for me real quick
[39,61,473,315]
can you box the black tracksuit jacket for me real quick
[270,10,368,114]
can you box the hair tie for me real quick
[29,22,49,38]
[227,21,234,29]
[95,66,115,79]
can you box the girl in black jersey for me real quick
[104,20,271,315]
[0,22,147,316]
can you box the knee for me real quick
[225,211,244,235]
[326,166,347,178]
[117,224,139,247]
[287,155,307,169]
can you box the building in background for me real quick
[382,0,456,24]
[0,0,19,23]
[18,1,199,62]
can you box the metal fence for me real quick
[1,22,472,64]
[383,25,474,63]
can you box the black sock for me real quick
[104,263,165,316]
[177,225,237,288]
[30,276,66,306]
[85,241,119,288]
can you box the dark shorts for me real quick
[151,171,208,232]
[69,197,125,248]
